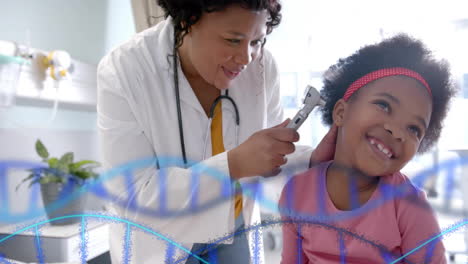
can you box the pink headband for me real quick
[343,67,432,101]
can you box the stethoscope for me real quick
[173,42,240,167]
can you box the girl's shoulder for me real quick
[383,171,430,208]
[383,171,423,192]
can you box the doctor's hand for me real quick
[228,119,299,180]
[309,124,337,167]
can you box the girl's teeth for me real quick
[370,138,392,158]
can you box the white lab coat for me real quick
[97,17,312,264]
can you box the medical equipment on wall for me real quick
[0,40,74,126]
[0,42,29,107]
[286,85,324,130]
[38,50,73,124]
[42,50,73,82]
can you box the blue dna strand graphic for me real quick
[0,156,467,263]
[0,213,209,264]
[2,156,465,222]
[1,214,464,264]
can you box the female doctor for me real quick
[97,0,336,263]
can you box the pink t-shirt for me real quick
[279,161,446,264]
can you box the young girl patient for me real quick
[279,34,456,264]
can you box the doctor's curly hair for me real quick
[157,0,281,48]
[320,34,457,153]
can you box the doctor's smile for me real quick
[222,66,242,80]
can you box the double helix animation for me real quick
[0,156,467,263]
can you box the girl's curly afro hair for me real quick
[320,34,456,153]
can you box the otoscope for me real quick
[286,85,325,130]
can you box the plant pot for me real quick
[40,182,87,225]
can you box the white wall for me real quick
[0,0,135,65]
[105,0,136,53]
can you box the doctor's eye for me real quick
[250,38,266,46]
[225,38,241,45]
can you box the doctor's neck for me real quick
[177,43,221,116]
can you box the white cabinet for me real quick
[0,220,108,263]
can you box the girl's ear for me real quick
[332,99,347,127]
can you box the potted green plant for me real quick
[17,139,100,225]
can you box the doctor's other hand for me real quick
[309,124,337,167]
[228,119,299,180]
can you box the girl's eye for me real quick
[374,100,390,112]
[408,125,422,138]
[226,39,240,44]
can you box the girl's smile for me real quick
[333,75,432,177]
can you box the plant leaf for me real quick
[73,170,92,179]
[56,153,72,175]
[28,179,41,187]
[60,152,74,165]
[56,161,69,174]
[35,139,49,159]
[47,158,59,169]
[70,160,100,171]
[15,174,35,191]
